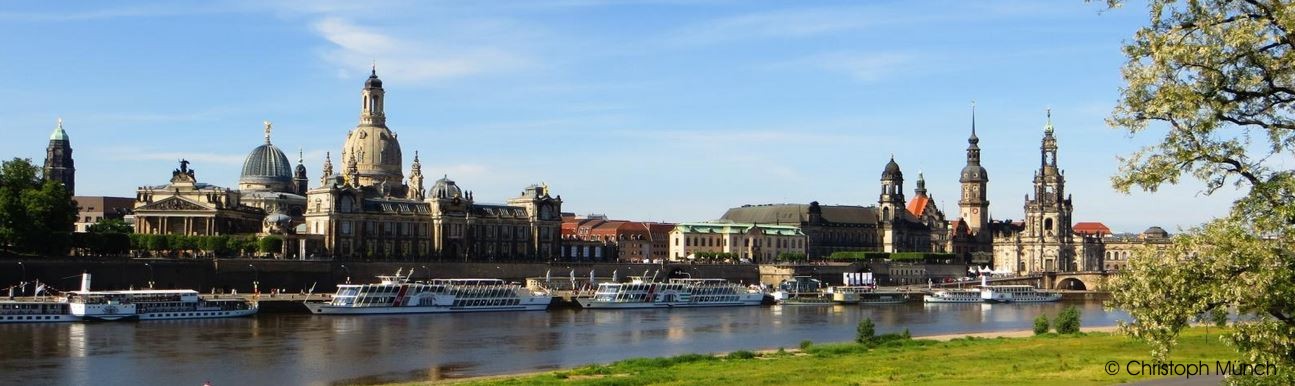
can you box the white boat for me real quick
[68,274,256,321]
[305,270,552,315]
[771,276,830,305]
[828,286,909,305]
[577,277,764,309]
[922,288,984,303]
[980,285,1062,303]
[4,273,256,322]
[0,301,76,323]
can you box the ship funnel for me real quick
[980,274,987,287]
[81,272,92,292]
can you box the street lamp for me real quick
[143,263,155,289]
[248,264,259,294]
[17,262,25,296]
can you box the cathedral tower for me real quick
[878,156,906,252]
[958,104,989,234]
[342,65,404,191]
[293,149,309,195]
[1023,110,1075,271]
[43,118,75,195]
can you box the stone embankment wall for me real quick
[0,258,761,293]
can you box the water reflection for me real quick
[0,301,1126,385]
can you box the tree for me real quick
[0,158,76,255]
[1034,314,1051,335]
[258,236,283,255]
[856,318,876,344]
[1105,1,1295,383]
[1054,306,1082,334]
[87,218,132,234]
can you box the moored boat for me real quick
[979,285,1062,303]
[922,288,983,303]
[577,277,763,309]
[305,270,552,315]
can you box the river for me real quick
[0,301,1126,385]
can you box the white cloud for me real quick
[311,17,531,83]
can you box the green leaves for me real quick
[0,158,75,255]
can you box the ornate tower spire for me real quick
[293,147,308,195]
[407,150,425,200]
[959,102,989,235]
[320,151,334,186]
[345,151,359,187]
[915,171,927,196]
[360,66,386,127]
[44,117,75,195]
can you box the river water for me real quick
[1,301,1126,386]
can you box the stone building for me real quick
[668,222,807,262]
[720,203,879,259]
[132,160,263,235]
[43,118,75,195]
[302,69,563,261]
[878,157,948,253]
[1103,226,1172,271]
[560,216,674,262]
[73,196,135,232]
[992,112,1104,274]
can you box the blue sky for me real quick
[0,0,1240,233]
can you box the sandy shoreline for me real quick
[431,325,1123,384]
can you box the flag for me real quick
[612,270,618,283]
[34,282,45,297]
[308,281,317,294]
[589,270,595,286]
[545,269,551,283]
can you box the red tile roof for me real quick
[1073,222,1111,236]
[907,195,930,217]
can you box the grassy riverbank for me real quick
[423,327,1238,385]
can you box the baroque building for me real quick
[237,121,307,235]
[992,112,1103,273]
[720,203,879,259]
[878,157,947,253]
[132,160,262,235]
[668,222,807,262]
[302,68,563,261]
[43,118,75,195]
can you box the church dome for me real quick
[960,164,988,183]
[365,68,383,88]
[240,143,293,191]
[1141,226,1169,239]
[429,176,463,199]
[882,157,902,180]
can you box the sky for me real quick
[0,0,1244,233]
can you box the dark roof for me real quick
[882,157,902,179]
[240,143,292,184]
[721,204,877,226]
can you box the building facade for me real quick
[302,69,563,261]
[878,158,948,253]
[720,203,879,259]
[560,216,674,262]
[43,118,75,195]
[949,113,995,262]
[132,160,263,235]
[992,112,1104,274]
[73,196,135,232]
[1103,226,1172,271]
[668,222,807,262]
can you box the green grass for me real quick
[423,328,1239,385]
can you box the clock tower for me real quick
[958,105,989,234]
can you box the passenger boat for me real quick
[2,273,257,322]
[71,273,256,321]
[828,286,909,305]
[305,270,552,315]
[0,301,75,323]
[979,285,1062,303]
[577,277,764,309]
[922,288,983,303]
[771,276,831,305]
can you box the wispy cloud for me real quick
[667,7,880,47]
[767,51,916,83]
[311,17,532,83]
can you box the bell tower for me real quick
[958,103,989,234]
[43,118,75,195]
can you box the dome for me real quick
[882,157,902,179]
[240,143,293,190]
[50,118,69,141]
[1141,226,1169,239]
[430,176,463,199]
[960,164,988,183]
[365,68,383,88]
